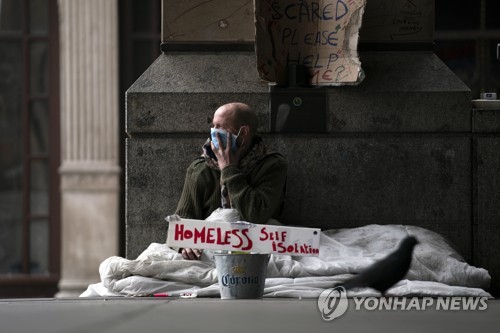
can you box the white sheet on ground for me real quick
[81,223,491,298]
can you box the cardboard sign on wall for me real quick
[255,0,367,86]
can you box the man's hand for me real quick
[180,248,202,260]
[211,132,243,170]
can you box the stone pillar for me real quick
[57,0,120,297]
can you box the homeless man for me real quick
[174,102,288,260]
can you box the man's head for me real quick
[212,102,258,137]
[211,103,258,152]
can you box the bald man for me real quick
[175,103,288,260]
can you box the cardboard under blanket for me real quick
[255,0,366,85]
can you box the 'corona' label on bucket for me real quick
[221,274,260,287]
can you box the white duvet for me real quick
[81,218,491,298]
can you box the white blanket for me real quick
[81,223,491,298]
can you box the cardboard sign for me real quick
[255,0,366,86]
[166,217,321,256]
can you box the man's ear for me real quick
[241,125,250,136]
[237,125,251,147]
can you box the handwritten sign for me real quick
[255,0,367,85]
[166,217,321,256]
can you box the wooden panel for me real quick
[161,0,254,42]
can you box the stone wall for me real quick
[125,0,499,296]
[125,50,500,296]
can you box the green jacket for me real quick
[175,153,288,224]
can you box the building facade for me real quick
[0,0,498,297]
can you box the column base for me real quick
[56,279,95,298]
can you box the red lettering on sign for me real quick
[259,227,269,241]
[232,229,243,248]
[259,227,288,242]
[193,227,205,244]
[241,228,253,251]
[206,228,215,244]
[174,223,184,241]
[216,228,231,245]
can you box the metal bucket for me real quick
[214,253,270,299]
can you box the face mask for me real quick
[210,128,240,151]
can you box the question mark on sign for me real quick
[335,66,346,82]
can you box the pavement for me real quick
[0,297,499,333]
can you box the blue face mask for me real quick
[211,128,240,151]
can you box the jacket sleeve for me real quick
[220,154,288,224]
[174,159,208,220]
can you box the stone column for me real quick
[57,0,120,297]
